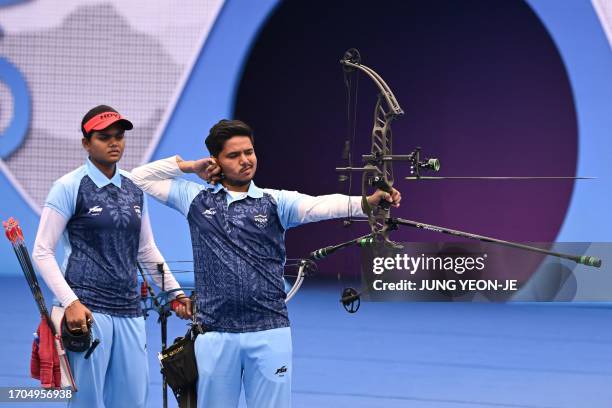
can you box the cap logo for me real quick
[98,113,119,120]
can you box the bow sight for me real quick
[361,147,441,182]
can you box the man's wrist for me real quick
[175,156,194,173]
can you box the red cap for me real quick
[83,111,133,134]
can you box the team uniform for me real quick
[32,159,182,408]
[132,156,364,407]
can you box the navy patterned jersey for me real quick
[159,176,317,333]
[44,160,144,317]
[187,188,289,332]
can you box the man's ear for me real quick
[213,156,225,179]
[81,137,90,151]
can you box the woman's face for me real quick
[82,123,126,166]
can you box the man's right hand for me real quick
[64,300,94,333]
[176,156,222,184]
[193,158,222,184]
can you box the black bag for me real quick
[160,325,201,407]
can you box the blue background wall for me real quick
[0,0,610,277]
[1,2,612,407]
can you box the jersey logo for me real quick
[88,205,103,216]
[274,365,287,377]
[254,214,268,228]
[133,205,142,218]
[202,208,217,218]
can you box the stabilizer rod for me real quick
[391,217,602,268]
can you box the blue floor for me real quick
[1,277,611,407]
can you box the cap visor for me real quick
[91,117,133,132]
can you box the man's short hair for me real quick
[205,119,254,157]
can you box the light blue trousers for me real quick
[196,326,292,407]
[66,313,148,408]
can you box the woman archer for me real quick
[32,105,190,407]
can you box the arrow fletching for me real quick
[3,217,25,244]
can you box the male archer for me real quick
[131,119,401,407]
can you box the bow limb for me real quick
[340,49,404,243]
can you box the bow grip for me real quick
[379,199,391,210]
[371,176,393,210]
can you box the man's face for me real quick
[216,135,257,187]
[82,123,126,166]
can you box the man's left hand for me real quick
[366,188,401,208]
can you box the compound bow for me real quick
[299,48,602,313]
